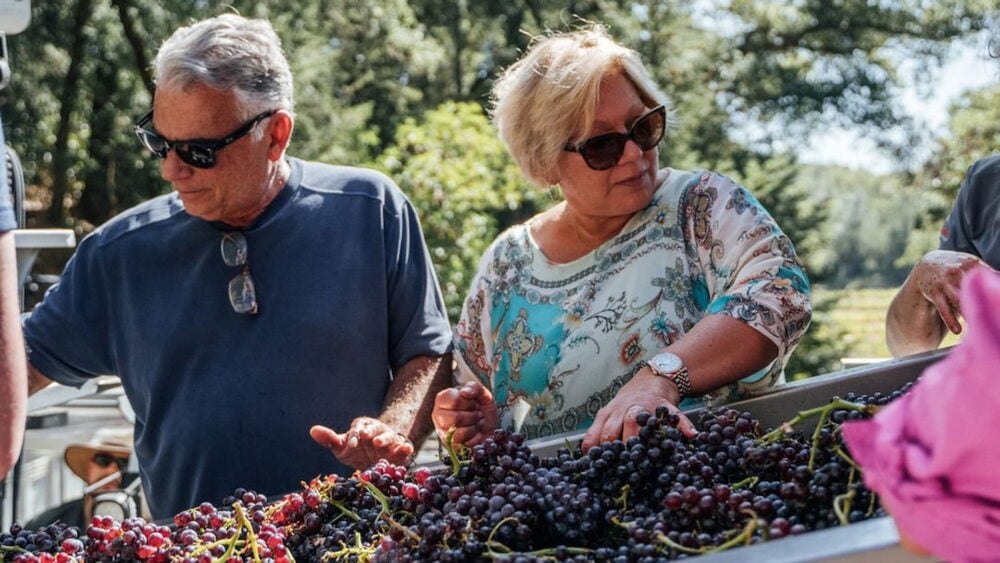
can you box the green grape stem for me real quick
[329,498,362,522]
[651,529,706,555]
[485,515,521,555]
[234,502,263,563]
[359,480,392,520]
[866,486,879,517]
[833,466,860,526]
[322,531,376,561]
[614,484,631,512]
[833,443,862,471]
[651,514,760,556]
[833,488,856,526]
[730,476,759,490]
[441,427,469,477]
[756,399,876,469]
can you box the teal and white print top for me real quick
[454,169,812,440]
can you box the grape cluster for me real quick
[0,522,82,562]
[1,384,910,562]
[1,493,290,562]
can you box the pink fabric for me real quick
[842,267,1000,563]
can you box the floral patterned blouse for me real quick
[454,169,811,439]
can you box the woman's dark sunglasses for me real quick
[93,453,128,471]
[564,105,666,171]
[134,109,276,169]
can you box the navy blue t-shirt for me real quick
[940,155,1000,268]
[23,158,452,518]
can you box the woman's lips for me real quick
[617,169,647,186]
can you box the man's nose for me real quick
[159,149,192,182]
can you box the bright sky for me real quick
[798,38,998,175]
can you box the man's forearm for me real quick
[885,279,946,358]
[379,354,453,444]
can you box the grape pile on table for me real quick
[0,385,911,562]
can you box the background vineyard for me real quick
[810,287,961,373]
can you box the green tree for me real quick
[276,0,446,153]
[2,0,201,228]
[900,84,1000,266]
[720,0,995,162]
[373,102,541,320]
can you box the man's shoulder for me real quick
[89,193,185,248]
[966,155,1000,192]
[295,160,405,205]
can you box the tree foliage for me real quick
[373,102,541,320]
[918,84,1000,227]
[3,0,994,375]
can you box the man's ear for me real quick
[267,110,294,161]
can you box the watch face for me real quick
[651,353,683,373]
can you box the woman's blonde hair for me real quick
[491,24,670,187]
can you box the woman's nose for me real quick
[618,137,645,165]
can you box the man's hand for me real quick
[310,416,414,470]
[431,381,498,446]
[581,368,696,451]
[910,250,985,335]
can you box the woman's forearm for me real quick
[668,314,778,395]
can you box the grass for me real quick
[816,287,961,362]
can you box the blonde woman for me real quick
[432,25,811,451]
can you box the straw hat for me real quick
[64,429,133,481]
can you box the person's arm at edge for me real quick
[889,159,994,358]
[0,232,26,473]
[885,250,985,358]
[885,268,949,358]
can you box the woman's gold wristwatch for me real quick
[639,352,692,399]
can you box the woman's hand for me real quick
[310,416,414,470]
[581,368,697,451]
[431,381,499,446]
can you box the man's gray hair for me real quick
[153,13,294,119]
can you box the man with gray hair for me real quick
[21,14,452,519]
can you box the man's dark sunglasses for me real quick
[134,109,276,169]
[564,105,666,171]
[93,453,128,471]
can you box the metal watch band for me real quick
[638,360,692,398]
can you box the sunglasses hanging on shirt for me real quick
[220,231,259,315]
